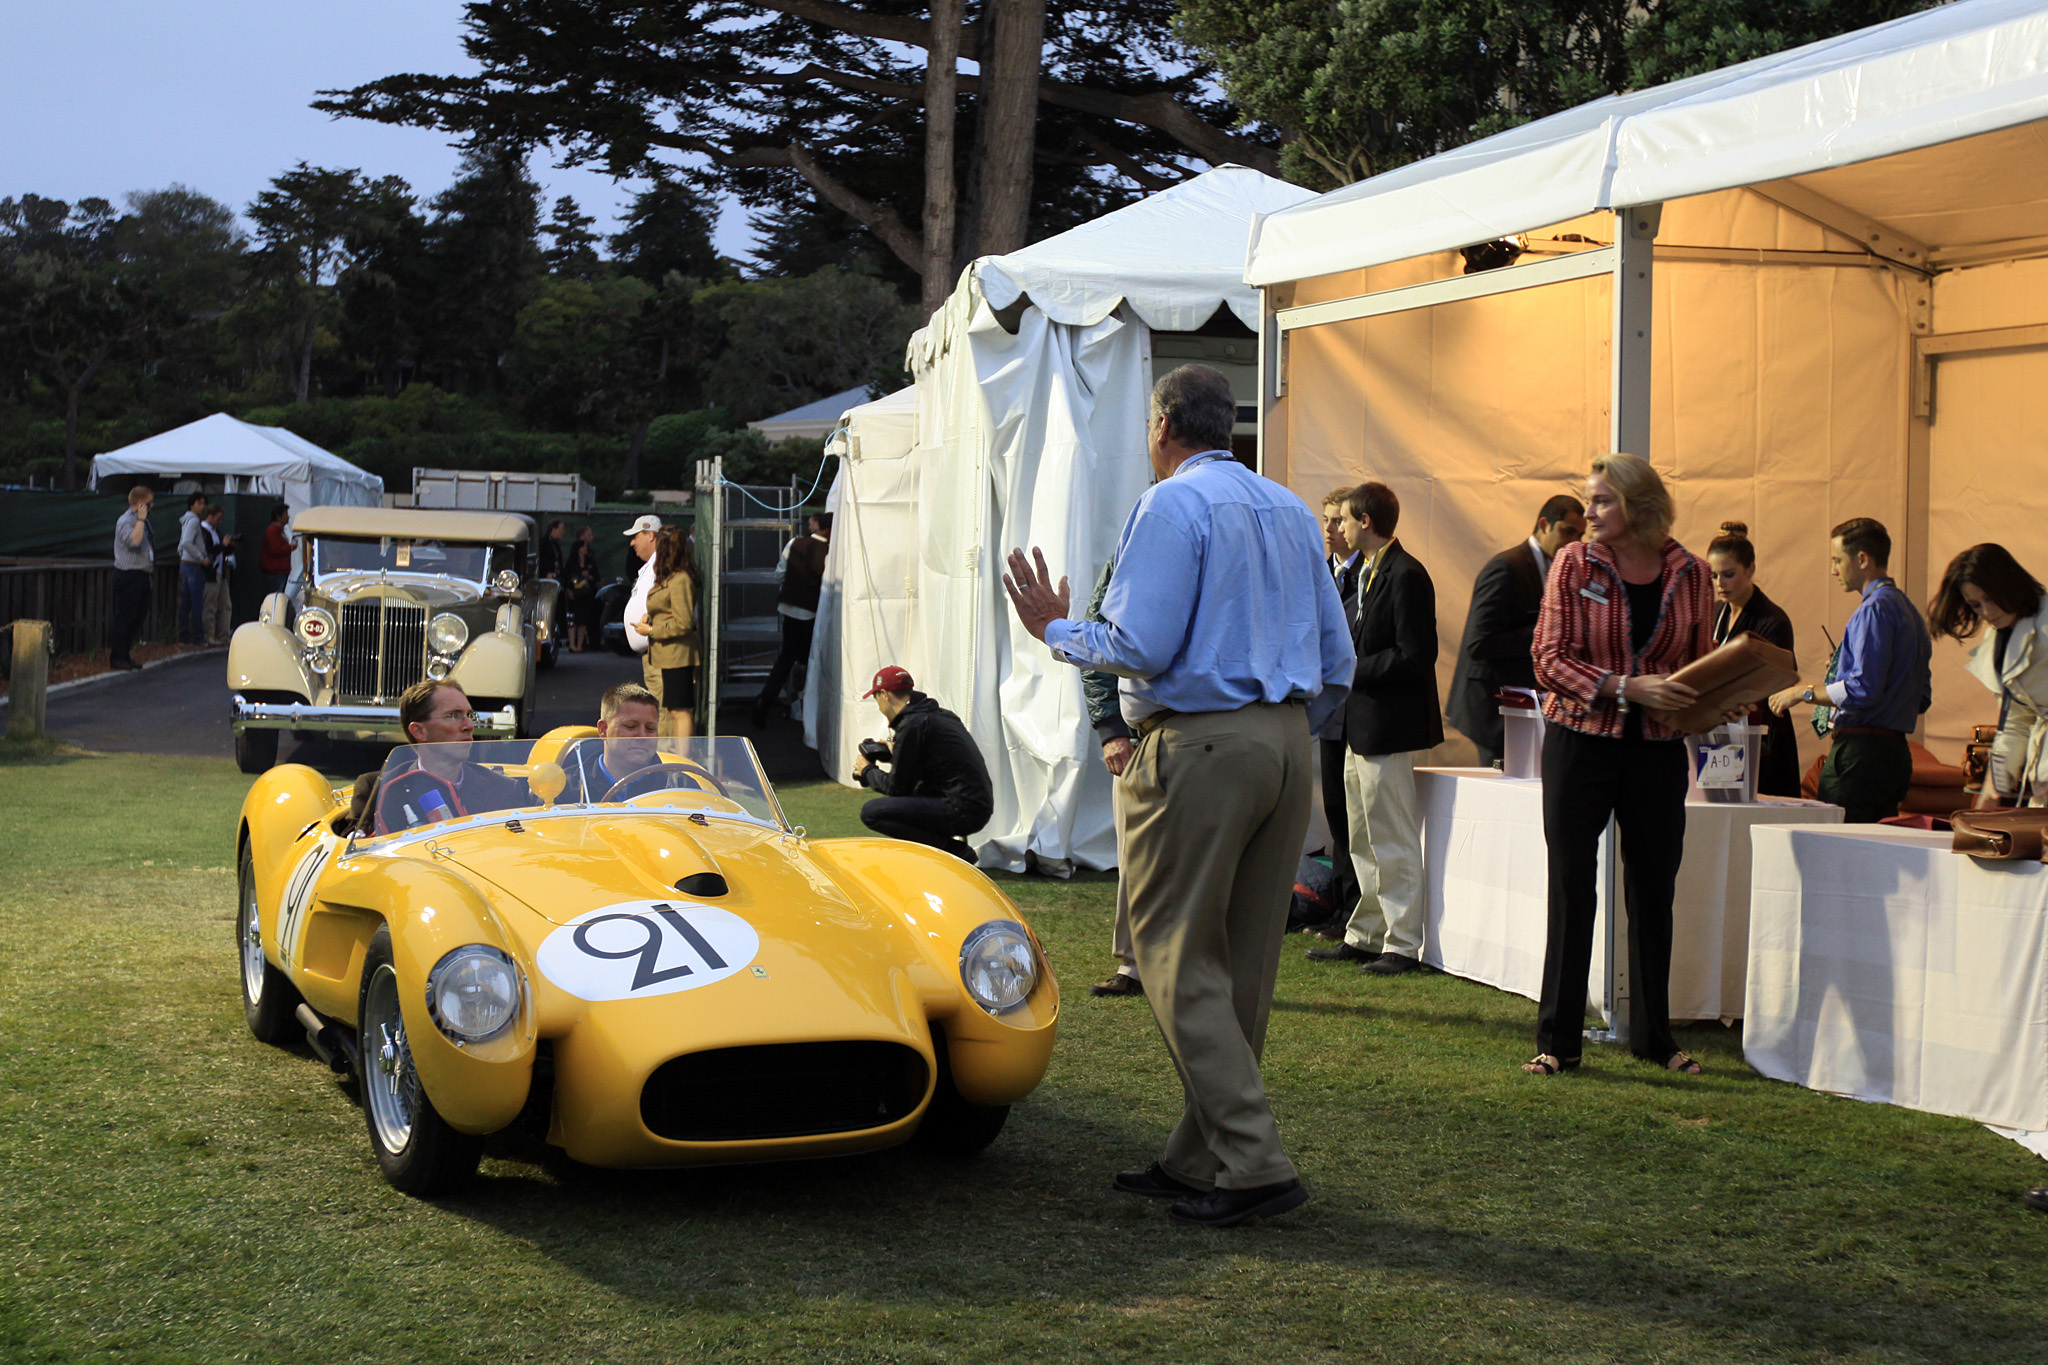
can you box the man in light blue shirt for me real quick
[1005,364,1353,1229]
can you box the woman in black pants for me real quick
[1525,453,1716,1077]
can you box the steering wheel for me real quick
[600,760,728,803]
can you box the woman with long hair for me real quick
[1929,543,2048,808]
[1526,452,1716,1078]
[1704,521,1802,798]
[632,526,701,738]
[564,526,600,652]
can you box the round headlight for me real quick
[428,612,468,654]
[493,569,520,595]
[959,921,1037,1016]
[296,607,335,647]
[426,945,519,1044]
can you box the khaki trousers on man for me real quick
[1340,748,1425,959]
[1121,701,1312,1191]
[202,577,232,644]
[1108,774,1138,980]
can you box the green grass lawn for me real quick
[3,741,2046,1364]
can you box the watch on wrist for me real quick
[1803,686,1816,704]
[1614,677,1630,713]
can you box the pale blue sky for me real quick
[0,0,758,259]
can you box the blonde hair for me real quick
[600,682,658,724]
[1589,452,1672,545]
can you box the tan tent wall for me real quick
[1270,190,1935,774]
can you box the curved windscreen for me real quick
[314,537,492,582]
[366,736,785,836]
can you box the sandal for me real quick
[1522,1053,1579,1076]
[1664,1051,1704,1075]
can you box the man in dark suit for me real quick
[1446,495,1587,768]
[1308,486,1362,938]
[1307,481,1442,976]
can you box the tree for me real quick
[418,143,544,395]
[1178,0,1941,190]
[314,0,1277,316]
[540,194,604,278]
[111,186,247,394]
[335,176,433,398]
[609,181,729,285]
[246,164,380,402]
[692,266,918,424]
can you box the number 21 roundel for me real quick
[536,900,760,1002]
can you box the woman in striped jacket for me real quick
[1525,453,1716,1078]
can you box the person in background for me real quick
[1768,518,1932,823]
[631,526,700,738]
[259,504,294,598]
[564,525,600,653]
[1447,495,1587,768]
[1929,543,2048,809]
[109,486,155,671]
[1306,480,1440,977]
[1527,452,1715,1079]
[1080,554,1143,998]
[1001,363,1353,1229]
[853,666,993,863]
[1705,521,1801,798]
[177,491,209,645]
[200,505,236,646]
[540,519,565,582]
[620,514,664,706]
[754,513,832,726]
[1305,485,1361,941]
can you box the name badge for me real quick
[1580,584,1609,604]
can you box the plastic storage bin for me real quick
[1687,723,1769,803]
[1501,691,1546,779]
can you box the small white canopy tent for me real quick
[820,166,1315,872]
[747,386,873,443]
[91,412,383,517]
[1246,0,2048,778]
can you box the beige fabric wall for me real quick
[1277,190,1910,772]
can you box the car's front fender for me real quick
[448,630,528,700]
[227,620,311,697]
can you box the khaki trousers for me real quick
[1339,748,1425,959]
[202,578,232,644]
[1109,773,1137,979]
[1121,701,1311,1191]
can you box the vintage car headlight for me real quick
[959,921,1037,1016]
[426,945,520,1044]
[296,607,335,648]
[492,569,520,595]
[428,612,468,654]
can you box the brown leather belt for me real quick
[1833,725,1906,738]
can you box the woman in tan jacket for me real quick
[630,526,701,738]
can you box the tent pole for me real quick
[1257,282,1286,481]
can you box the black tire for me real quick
[357,925,482,1196]
[538,634,559,670]
[235,725,279,775]
[237,843,302,1045]
[914,1031,1010,1156]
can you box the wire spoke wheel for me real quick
[361,964,417,1154]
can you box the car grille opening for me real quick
[337,600,428,701]
[640,1041,930,1142]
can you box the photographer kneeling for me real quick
[852,666,992,864]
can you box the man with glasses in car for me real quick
[373,681,531,833]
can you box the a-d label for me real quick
[536,901,759,1001]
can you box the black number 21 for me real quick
[573,905,730,990]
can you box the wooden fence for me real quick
[0,558,183,657]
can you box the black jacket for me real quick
[1446,541,1545,753]
[1346,539,1444,757]
[859,694,994,816]
[1714,586,1803,798]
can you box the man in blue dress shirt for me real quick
[1003,364,1355,1228]
[1768,517,1932,822]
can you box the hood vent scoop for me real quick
[675,872,729,898]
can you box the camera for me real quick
[858,738,892,765]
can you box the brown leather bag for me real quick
[1647,635,1800,734]
[1950,808,2048,860]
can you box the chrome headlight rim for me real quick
[425,944,521,1046]
[492,568,520,596]
[428,612,469,654]
[296,607,335,648]
[958,919,1038,1017]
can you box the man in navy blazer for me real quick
[1308,481,1441,976]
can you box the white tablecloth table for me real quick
[1746,824,2048,1132]
[1414,768,1841,1022]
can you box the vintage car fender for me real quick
[524,580,560,643]
[227,619,312,698]
[803,837,1059,1107]
[447,629,528,700]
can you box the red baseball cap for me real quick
[863,665,914,698]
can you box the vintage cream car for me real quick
[229,507,559,772]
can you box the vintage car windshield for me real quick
[365,737,787,837]
[313,536,492,583]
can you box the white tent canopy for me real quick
[748,386,873,443]
[91,412,383,517]
[822,166,1315,872]
[1247,0,2048,798]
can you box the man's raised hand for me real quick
[1002,547,1070,643]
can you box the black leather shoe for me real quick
[1089,973,1144,998]
[1364,952,1420,975]
[1309,918,1349,941]
[1113,1163,1205,1199]
[1306,942,1374,963]
[1169,1179,1308,1227]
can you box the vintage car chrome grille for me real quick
[640,1042,930,1142]
[336,600,428,701]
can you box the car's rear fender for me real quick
[313,857,538,1136]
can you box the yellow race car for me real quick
[234,731,1058,1195]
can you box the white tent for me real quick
[91,413,383,518]
[1245,0,2048,772]
[822,166,1315,873]
[747,387,875,443]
